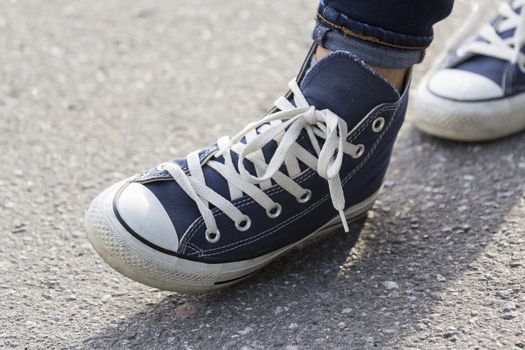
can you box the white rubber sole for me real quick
[412,75,525,142]
[85,182,378,293]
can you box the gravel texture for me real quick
[1,0,524,349]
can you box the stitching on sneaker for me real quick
[179,104,397,255]
[179,104,393,253]
[191,105,398,257]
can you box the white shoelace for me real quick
[161,79,365,242]
[459,0,525,71]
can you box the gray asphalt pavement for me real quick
[1,1,524,349]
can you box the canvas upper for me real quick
[429,0,525,101]
[111,50,407,263]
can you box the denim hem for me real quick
[318,2,433,50]
[312,21,425,69]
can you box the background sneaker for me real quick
[84,47,409,293]
[414,0,525,141]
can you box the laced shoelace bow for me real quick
[460,0,525,71]
[161,79,364,242]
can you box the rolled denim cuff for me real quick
[313,21,425,69]
[317,1,435,48]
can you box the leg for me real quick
[313,0,454,89]
[85,1,454,292]
[313,0,454,68]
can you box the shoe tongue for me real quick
[299,51,399,128]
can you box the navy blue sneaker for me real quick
[85,46,409,292]
[414,0,525,141]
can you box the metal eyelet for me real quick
[353,144,365,158]
[266,203,282,218]
[372,117,385,133]
[235,216,252,231]
[297,189,312,203]
[205,229,220,244]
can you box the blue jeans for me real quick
[313,0,455,68]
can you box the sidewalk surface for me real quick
[1,1,524,349]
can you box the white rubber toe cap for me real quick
[428,68,504,101]
[117,182,179,251]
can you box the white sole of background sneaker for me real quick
[85,182,379,293]
[412,76,525,142]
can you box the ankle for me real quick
[370,65,407,91]
[315,46,408,91]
